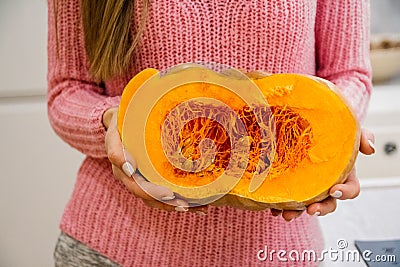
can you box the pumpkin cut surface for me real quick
[118,66,360,210]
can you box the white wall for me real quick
[0,1,83,266]
[370,0,400,34]
[0,97,83,267]
[0,0,47,97]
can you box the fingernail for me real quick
[314,211,321,216]
[161,195,175,201]
[175,206,188,212]
[331,190,343,199]
[122,162,135,177]
[195,211,207,216]
[368,139,376,154]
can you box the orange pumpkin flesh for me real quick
[118,67,360,210]
[117,68,159,134]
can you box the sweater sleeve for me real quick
[47,0,120,158]
[315,0,372,122]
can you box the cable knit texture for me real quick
[47,0,371,266]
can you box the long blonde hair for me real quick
[54,0,149,81]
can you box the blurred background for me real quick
[0,0,399,266]
[0,1,83,266]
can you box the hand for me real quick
[103,107,208,214]
[271,128,375,221]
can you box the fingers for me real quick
[329,168,360,200]
[271,208,304,222]
[270,209,282,217]
[105,113,138,173]
[105,114,128,168]
[133,173,175,201]
[112,165,153,200]
[306,169,359,216]
[113,166,209,213]
[307,197,337,216]
[360,128,375,155]
[112,166,175,201]
[281,210,304,222]
[304,167,360,217]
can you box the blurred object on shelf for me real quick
[370,34,400,84]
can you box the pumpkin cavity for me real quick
[160,102,313,182]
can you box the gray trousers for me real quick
[54,232,120,267]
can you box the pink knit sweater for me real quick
[47,1,371,266]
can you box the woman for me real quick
[48,0,374,266]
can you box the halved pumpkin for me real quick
[118,65,360,210]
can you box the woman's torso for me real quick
[61,1,323,266]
